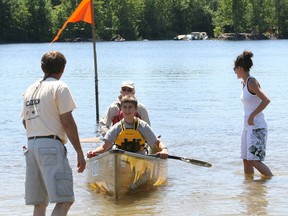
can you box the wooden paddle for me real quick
[149,154,212,168]
[81,137,212,167]
[167,155,212,167]
[80,137,102,143]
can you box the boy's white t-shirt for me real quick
[21,77,77,144]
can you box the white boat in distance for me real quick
[175,31,208,40]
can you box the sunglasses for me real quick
[121,87,133,92]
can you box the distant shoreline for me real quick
[216,33,286,40]
[0,33,287,44]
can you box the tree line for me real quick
[1,0,288,43]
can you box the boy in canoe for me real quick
[87,95,168,159]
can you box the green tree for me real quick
[0,0,13,42]
[138,0,172,39]
[94,0,115,40]
[111,0,141,40]
[10,0,52,42]
[273,0,288,37]
[51,0,92,41]
[1,0,288,42]
[10,0,32,42]
[247,0,274,35]
[139,0,157,39]
[181,0,213,36]
[213,0,233,36]
[168,0,186,35]
[26,0,52,41]
[232,0,247,33]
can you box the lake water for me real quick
[1,40,288,215]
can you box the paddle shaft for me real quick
[80,137,101,143]
[149,154,212,168]
[81,138,212,167]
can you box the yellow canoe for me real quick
[86,149,168,198]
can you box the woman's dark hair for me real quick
[234,51,253,71]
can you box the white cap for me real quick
[121,81,135,91]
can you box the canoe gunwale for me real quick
[86,149,164,162]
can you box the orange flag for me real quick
[51,0,93,43]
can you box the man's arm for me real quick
[60,111,86,173]
[138,104,151,125]
[99,104,119,136]
[99,113,110,136]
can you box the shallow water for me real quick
[1,40,288,215]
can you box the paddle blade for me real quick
[168,155,212,167]
[148,154,212,168]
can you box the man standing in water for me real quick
[234,50,273,177]
[21,51,86,215]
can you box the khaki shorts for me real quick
[24,138,74,205]
[241,127,267,161]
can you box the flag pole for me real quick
[50,0,99,123]
[90,0,99,123]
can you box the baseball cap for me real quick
[121,81,135,90]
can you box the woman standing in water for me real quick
[234,50,273,177]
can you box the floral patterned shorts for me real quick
[241,127,267,161]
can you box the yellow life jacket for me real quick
[115,117,146,152]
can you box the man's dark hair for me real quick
[41,51,66,74]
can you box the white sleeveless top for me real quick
[240,76,267,128]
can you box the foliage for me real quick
[0,0,13,42]
[212,0,233,36]
[273,0,288,37]
[4,0,52,42]
[1,0,288,43]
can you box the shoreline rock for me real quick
[217,33,278,40]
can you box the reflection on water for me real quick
[92,189,162,215]
[74,182,169,216]
[240,175,270,216]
